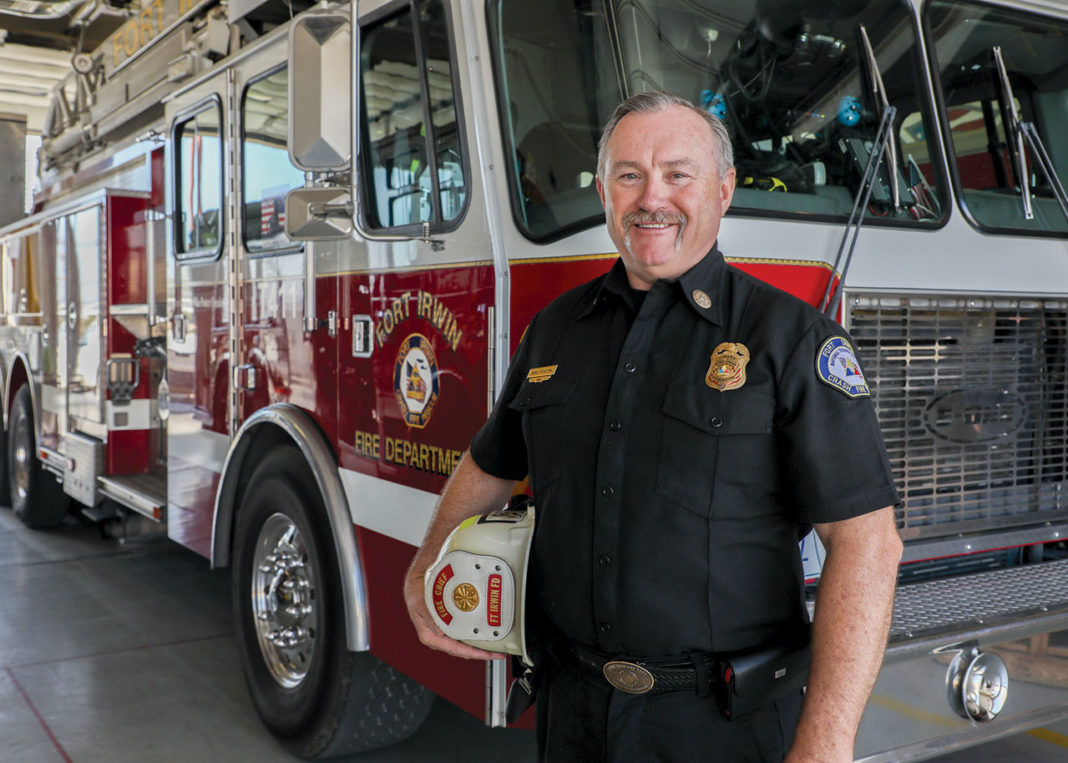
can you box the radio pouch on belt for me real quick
[505,661,536,723]
[716,627,811,719]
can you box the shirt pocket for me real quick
[657,386,775,517]
[507,377,577,491]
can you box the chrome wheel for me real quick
[7,386,69,528]
[232,447,433,756]
[250,512,317,688]
[11,403,32,504]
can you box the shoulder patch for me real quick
[816,336,870,398]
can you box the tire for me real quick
[232,448,433,758]
[0,409,9,509]
[8,386,69,528]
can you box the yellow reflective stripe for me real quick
[458,515,480,531]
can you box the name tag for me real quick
[526,365,558,383]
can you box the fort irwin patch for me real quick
[816,336,870,398]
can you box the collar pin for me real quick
[692,289,712,309]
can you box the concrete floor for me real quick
[1,506,1067,762]
[0,508,536,762]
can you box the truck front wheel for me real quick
[232,448,432,758]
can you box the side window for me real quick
[360,0,468,230]
[927,0,1068,235]
[174,102,224,257]
[242,68,304,253]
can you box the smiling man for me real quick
[596,99,734,288]
[406,91,902,762]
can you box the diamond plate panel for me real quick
[890,559,1068,639]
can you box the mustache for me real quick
[622,210,688,228]
[621,210,690,256]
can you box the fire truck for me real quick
[1,0,1067,758]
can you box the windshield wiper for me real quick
[991,46,1068,224]
[819,25,896,317]
[820,102,896,317]
[861,25,899,212]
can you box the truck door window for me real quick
[490,0,948,242]
[242,67,304,254]
[927,0,1068,235]
[174,101,224,258]
[359,0,468,231]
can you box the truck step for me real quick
[889,558,1068,649]
[97,474,167,522]
[81,503,119,522]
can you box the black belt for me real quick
[568,643,717,696]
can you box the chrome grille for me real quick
[848,294,1068,541]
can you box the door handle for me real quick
[235,364,257,391]
[172,313,186,342]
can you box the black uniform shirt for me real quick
[470,248,899,658]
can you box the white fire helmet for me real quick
[424,501,535,666]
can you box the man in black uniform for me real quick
[405,91,903,761]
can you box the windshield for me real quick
[926,0,1068,236]
[490,0,947,241]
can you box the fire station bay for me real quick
[3,0,1068,760]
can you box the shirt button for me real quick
[601,486,615,497]
[599,622,613,633]
[608,421,622,432]
[710,417,723,428]
[623,361,637,373]
[599,554,612,566]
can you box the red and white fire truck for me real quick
[1,0,1067,758]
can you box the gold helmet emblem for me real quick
[452,583,480,612]
[706,342,750,392]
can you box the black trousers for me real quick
[536,658,803,762]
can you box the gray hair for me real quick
[596,91,734,182]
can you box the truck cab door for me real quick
[165,82,230,556]
[231,51,337,441]
[347,0,501,724]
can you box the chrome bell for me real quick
[946,643,1008,722]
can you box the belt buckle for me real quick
[603,660,656,695]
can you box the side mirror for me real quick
[285,188,354,240]
[289,12,351,170]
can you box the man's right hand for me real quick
[404,560,506,661]
[403,451,517,661]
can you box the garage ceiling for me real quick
[0,0,128,131]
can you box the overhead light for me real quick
[0,0,82,21]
